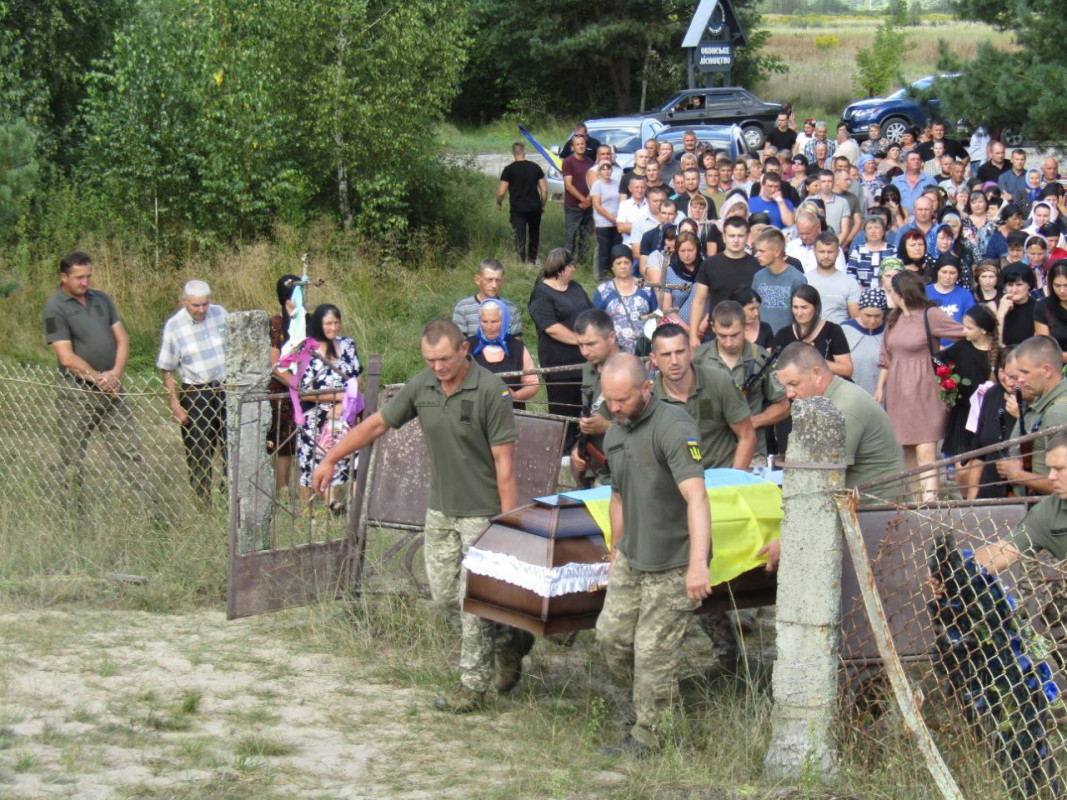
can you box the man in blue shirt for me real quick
[747,173,795,230]
[890,151,936,213]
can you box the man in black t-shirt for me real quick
[497,142,547,264]
[976,140,1010,185]
[916,120,968,166]
[767,113,797,153]
[688,217,761,348]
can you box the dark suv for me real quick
[651,87,782,150]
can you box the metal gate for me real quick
[227,357,570,618]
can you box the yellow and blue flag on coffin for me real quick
[518,124,563,172]
[561,469,783,586]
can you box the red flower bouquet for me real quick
[933,359,970,409]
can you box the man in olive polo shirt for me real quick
[568,309,619,486]
[313,319,520,714]
[42,251,155,515]
[974,432,1067,573]
[595,354,712,755]
[775,342,903,497]
[695,301,790,467]
[649,323,756,471]
[996,336,1067,496]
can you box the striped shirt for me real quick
[452,295,522,337]
[156,304,228,384]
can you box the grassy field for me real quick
[757,16,1016,121]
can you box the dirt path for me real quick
[0,608,502,799]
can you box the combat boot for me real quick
[494,640,523,694]
[434,686,486,714]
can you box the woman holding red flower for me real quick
[937,304,999,498]
[875,272,964,502]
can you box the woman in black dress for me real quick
[937,303,997,498]
[973,347,1021,500]
[528,248,592,437]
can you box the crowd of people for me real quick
[39,116,1067,757]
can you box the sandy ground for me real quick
[0,608,512,800]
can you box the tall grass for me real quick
[0,174,571,383]
[758,17,1016,119]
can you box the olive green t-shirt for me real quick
[694,340,785,458]
[652,365,751,469]
[1008,494,1067,560]
[823,376,903,492]
[604,399,705,572]
[380,359,518,517]
[42,288,121,374]
[1023,379,1067,477]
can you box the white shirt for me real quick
[616,197,651,246]
[785,238,847,274]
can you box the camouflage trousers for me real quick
[595,551,699,747]
[699,606,777,684]
[423,508,514,693]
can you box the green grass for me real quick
[438,118,573,154]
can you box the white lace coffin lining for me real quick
[462,546,609,598]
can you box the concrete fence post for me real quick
[764,396,846,780]
[225,310,272,554]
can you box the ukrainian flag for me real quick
[561,469,783,586]
[519,124,563,172]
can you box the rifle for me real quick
[740,345,783,398]
[576,385,608,478]
[1015,388,1033,474]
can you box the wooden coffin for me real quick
[463,498,608,636]
[463,497,779,636]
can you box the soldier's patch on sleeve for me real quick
[501,389,511,399]
[686,437,702,462]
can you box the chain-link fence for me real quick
[0,359,228,524]
[835,435,1067,799]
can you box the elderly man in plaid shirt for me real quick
[157,280,228,504]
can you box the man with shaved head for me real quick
[996,336,1067,496]
[595,353,712,756]
[774,342,901,496]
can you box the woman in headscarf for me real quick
[858,153,883,212]
[928,217,974,288]
[468,299,539,410]
[897,229,936,275]
[841,287,888,397]
[716,190,750,235]
[878,256,905,308]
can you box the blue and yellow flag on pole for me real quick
[562,469,783,586]
[518,124,563,172]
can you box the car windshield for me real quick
[888,76,935,99]
[588,128,641,154]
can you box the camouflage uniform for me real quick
[596,551,698,745]
[596,398,706,748]
[424,508,514,692]
[380,359,519,697]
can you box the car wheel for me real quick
[882,117,910,143]
[742,124,765,151]
[1001,125,1024,148]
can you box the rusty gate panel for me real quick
[227,356,382,619]
[366,387,568,526]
